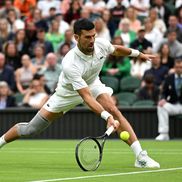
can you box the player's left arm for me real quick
[111,45,156,62]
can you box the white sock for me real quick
[130,140,142,158]
[0,135,7,148]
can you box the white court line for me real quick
[29,167,182,182]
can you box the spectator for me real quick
[114,18,136,48]
[148,7,166,35]
[22,79,49,109]
[101,36,131,79]
[83,0,106,19]
[130,0,150,19]
[130,58,151,80]
[144,18,163,53]
[158,43,174,73]
[168,15,182,43]
[156,57,182,141]
[0,18,14,52]
[15,54,37,95]
[14,29,30,57]
[101,9,116,39]
[125,6,142,33]
[45,20,65,52]
[31,28,54,56]
[25,8,48,32]
[94,17,111,41]
[64,0,81,24]
[80,8,91,19]
[13,0,36,18]
[0,53,16,92]
[143,53,168,89]
[54,13,70,35]
[57,43,71,65]
[137,74,160,105]
[58,29,76,49]
[106,0,129,9]
[176,5,182,29]
[130,28,153,54]
[3,41,21,70]
[109,0,126,30]
[7,8,25,33]
[152,0,171,26]
[0,81,16,109]
[40,53,62,93]
[37,0,61,18]
[0,0,20,19]
[162,29,182,59]
[31,44,46,71]
[33,73,51,95]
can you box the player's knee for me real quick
[16,122,39,137]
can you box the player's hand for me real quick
[138,52,156,62]
[107,116,120,131]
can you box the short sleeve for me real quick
[63,65,88,91]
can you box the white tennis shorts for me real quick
[43,82,113,113]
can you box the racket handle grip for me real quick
[105,125,114,136]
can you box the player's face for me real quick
[75,29,96,55]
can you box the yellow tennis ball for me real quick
[120,131,130,141]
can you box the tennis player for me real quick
[0,18,159,168]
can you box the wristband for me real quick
[129,49,140,57]
[101,111,112,121]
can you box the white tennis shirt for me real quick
[55,38,115,96]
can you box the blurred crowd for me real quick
[0,0,182,109]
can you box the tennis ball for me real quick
[120,131,130,141]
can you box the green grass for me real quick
[0,140,182,182]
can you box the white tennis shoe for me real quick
[135,150,160,168]
[155,134,169,141]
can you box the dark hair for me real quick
[144,74,154,84]
[73,18,94,35]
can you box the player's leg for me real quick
[96,93,160,168]
[0,107,63,148]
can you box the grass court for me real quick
[0,140,182,182]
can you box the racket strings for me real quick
[78,139,100,171]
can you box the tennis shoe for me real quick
[155,134,169,141]
[135,150,160,168]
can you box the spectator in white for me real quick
[37,0,61,18]
[156,57,182,141]
[161,29,182,59]
[93,18,111,41]
[148,7,166,35]
[106,0,129,9]
[125,6,142,33]
[0,81,16,109]
[83,0,106,18]
[168,15,182,43]
[40,53,62,93]
[144,18,163,53]
[7,8,25,33]
[22,79,49,109]
[54,13,70,35]
[0,0,20,19]
[15,54,37,95]
[130,0,150,18]
[114,18,136,48]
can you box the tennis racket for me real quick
[75,125,115,171]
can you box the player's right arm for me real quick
[77,87,119,130]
